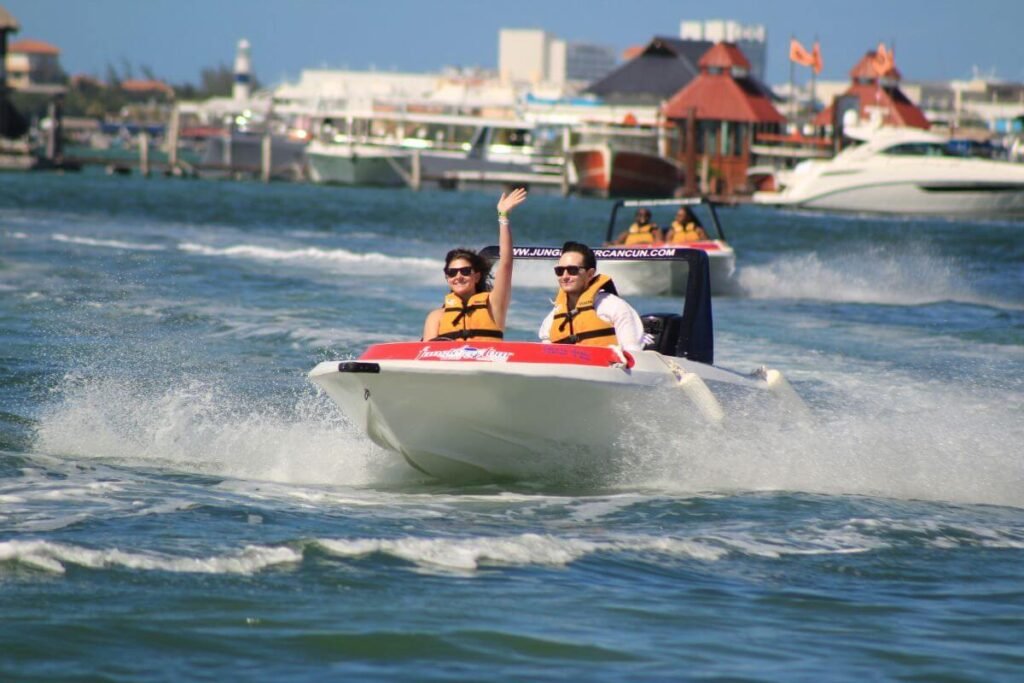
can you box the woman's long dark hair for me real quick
[444,248,493,294]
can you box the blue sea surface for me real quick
[1,171,1023,681]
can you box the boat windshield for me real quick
[880,142,952,157]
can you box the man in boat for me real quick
[538,241,647,351]
[664,206,708,243]
[611,207,662,246]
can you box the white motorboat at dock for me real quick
[310,251,805,482]
[753,126,1024,218]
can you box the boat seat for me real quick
[641,313,682,356]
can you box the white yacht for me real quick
[305,111,566,189]
[753,126,1024,218]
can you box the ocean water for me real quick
[1,170,1022,681]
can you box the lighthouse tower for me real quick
[232,39,251,101]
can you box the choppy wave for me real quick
[5,515,1022,577]
[0,539,300,575]
[52,233,167,251]
[178,241,437,271]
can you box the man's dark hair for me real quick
[561,241,596,270]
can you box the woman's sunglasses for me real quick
[553,265,585,276]
[444,266,476,278]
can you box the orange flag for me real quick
[789,38,815,67]
[811,41,823,75]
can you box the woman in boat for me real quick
[422,187,527,342]
[611,207,662,246]
[664,206,708,243]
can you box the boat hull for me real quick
[757,178,1024,217]
[572,144,682,197]
[596,243,736,296]
[310,344,705,481]
[310,342,803,482]
[306,143,409,186]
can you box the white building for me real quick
[6,38,62,89]
[680,19,767,82]
[499,28,616,87]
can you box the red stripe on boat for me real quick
[359,342,622,366]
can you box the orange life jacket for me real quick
[432,290,503,342]
[549,274,619,346]
[665,220,706,244]
[623,222,659,246]
[435,291,503,341]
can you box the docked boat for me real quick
[305,110,566,189]
[752,126,1024,218]
[309,250,805,482]
[570,123,683,197]
[306,139,410,187]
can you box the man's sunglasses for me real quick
[444,266,476,278]
[554,265,585,276]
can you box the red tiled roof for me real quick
[663,44,783,124]
[9,38,60,55]
[813,82,929,129]
[698,42,751,71]
[849,51,902,82]
[120,79,174,96]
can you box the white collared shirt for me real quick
[538,291,647,351]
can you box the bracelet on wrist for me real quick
[498,211,508,218]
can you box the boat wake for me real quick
[736,245,1021,310]
[178,241,438,274]
[610,372,1024,508]
[29,359,1024,508]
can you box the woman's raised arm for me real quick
[488,187,527,329]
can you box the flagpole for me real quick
[811,36,818,115]
[789,36,796,125]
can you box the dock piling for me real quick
[139,130,150,177]
[261,132,272,182]
[411,149,421,191]
[167,105,180,173]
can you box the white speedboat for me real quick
[489,198,736,297]
[752,126,1024,218]
[600,198,736,295]
[309,251,805,481]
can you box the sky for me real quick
[7,0,1024,87]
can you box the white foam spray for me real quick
[32,372,412,487]
[737,244,1020,309]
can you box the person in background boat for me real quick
[422,187,527,342]
[663,206,708,243]
[538,241,647,351]
[611,207,662,246]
